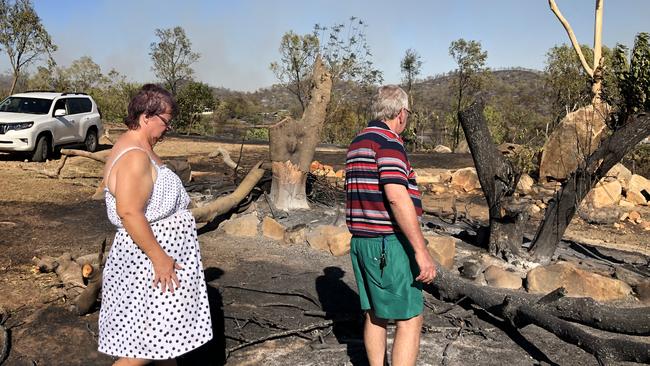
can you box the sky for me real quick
[2,0,649,92]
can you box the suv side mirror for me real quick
[54,109,66,117]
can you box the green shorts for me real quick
[350,234,423,320]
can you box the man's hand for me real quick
[414,250,436,284]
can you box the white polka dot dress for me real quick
[98,148,212,360]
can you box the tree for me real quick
[149,26,199,96]
[175,81,216,134]
[448,38,488,149]
[549,0,604,104]
[544,44,617,129]
[400,48,422,102]
[67,56,103,92]
[268,56,332,210]
[270,31,319,112]
[0,0,57,95]
[458,32,650,263]
[401,49,424,150]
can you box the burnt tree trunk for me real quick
[531,112,650,261]
[458,103,526,260]
[430,267,650,364]
[268,55,332,211]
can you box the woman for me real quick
[98,84,212,365]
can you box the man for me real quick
[345,85,436,366]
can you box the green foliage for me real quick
[149,26,200,96]
[448,38,489,148]
[622,144,650,179]
[0,0,57,94]
[508,145,540,176]
[244,127,269,141]
[544,44,617,124]
[26,56,140,123]
[175,81,216,135]
[483,105,506,144]
[608,33,650,124]
[269,31,319,112]
[401,48,423,96]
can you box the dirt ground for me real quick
[0,135,648,365]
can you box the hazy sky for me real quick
[2,0,648,91]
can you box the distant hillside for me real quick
[415,68,551,118]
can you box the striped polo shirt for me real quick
[345,120,422,237]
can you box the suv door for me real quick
[51,98,76,143]
[67,97,95,141]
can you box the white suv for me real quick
[0,91,103,161]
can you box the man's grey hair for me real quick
[370,85,409,121]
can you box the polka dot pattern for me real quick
[99,152,212,360]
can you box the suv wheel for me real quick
[84,128,98,152]
[31,135,50,162]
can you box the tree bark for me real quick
[268,55,332,211]
[458,102,524,260]
[531,112,650,261]
[430,267,650,363]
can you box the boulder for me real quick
[526,262,633,302]
[424,234,456,270]
[539,105,608,181]
[454,139,470,154]
[626,174,650,205]
[628,211,641,223]
[578,204,621,225]
[583,180,622,208]
[262,216,286,241]
[451,167,481,192]
[415,169,452,185]
[606,163,632,189]
[433,145,452,153]
[461,260,482,280]
[284,224,307,245]
[221,212,259,237]
[484,265,522,289]
[516,174,535,195]
[306,225,352,256]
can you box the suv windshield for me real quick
[0,97,53,114]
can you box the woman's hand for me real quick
[151,254,182,294]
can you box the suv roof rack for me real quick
[24,90,58,93]
[61,92,88,96]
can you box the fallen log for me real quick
[60,148,109,163]
[73,239,107,316]
[191,161,266,223]
[429,267,650,363]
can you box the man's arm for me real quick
[384,183,436,283]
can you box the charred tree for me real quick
[459,102,650,262]
[530,112,650,260]
[458,103,526,260]
[268,55,332,210]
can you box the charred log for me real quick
[430,267,650,364]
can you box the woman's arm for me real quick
[113,151,181,293]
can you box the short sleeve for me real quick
[376,141,409,187]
